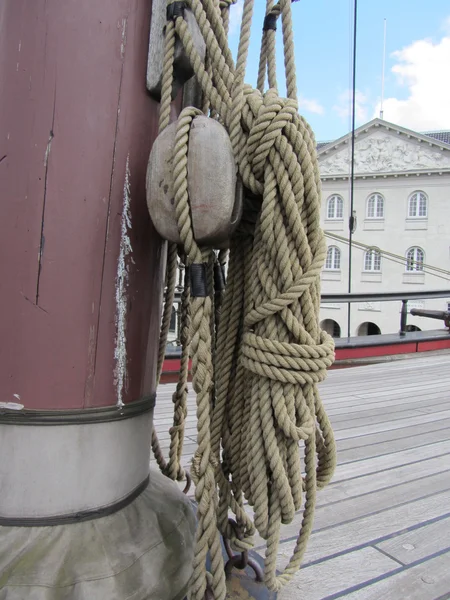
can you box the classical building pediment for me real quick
[318,120,450,177]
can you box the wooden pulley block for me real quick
[146,114,243,247]
[146,0,206,101]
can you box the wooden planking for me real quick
[325,393,450,417]
[342,550,450,600]
[154,354,450,598]
[274,489,450,566]
[323,375,450,396]
[318,456,450,506]
[336,418,450,452]
[278,547,398,600]
[329,408,425,430]
[334,408,450,440]
[260,469,450,550]
[337,427,450,464]
[376,516,450,565]
[332,439,450,482]
[313,471,450,533]
[323,372,449,390]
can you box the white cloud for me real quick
[333,89,369,124]
[228,0,244,36]
[378,27,450,130]
[298,95,325,115]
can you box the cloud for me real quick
[378,27,450,130]
[333,89,369,124]
[298,95,325,115]
[228,0,244,36]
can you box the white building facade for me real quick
[317,118,450,338]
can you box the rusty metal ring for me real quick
[222,517,264,582]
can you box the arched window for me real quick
[406,247,424,272]
[408,191,427,218]
[327,195,344,220]
[320,319,341,338]
[364,249,381,271]
[325,246,341,270]
[357,322,381,336]
[366,193,384,219]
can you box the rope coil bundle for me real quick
[148,1,337,598]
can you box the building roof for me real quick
[317,121,450,151]
[317,141,332,151]
[423,130,450,146]
[315,118,450,179]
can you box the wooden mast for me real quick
[0,0,164,409]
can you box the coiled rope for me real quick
[150,1,337,598]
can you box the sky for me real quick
[227,1,450,141]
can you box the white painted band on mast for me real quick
[0,412,152,519]
[380,18,387,119]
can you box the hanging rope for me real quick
[150,1,337,598]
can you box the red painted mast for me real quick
[0,1,194,597]
[0,0,163,410]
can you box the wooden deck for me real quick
[153,351,450,600]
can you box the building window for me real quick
[169,306,177,332]
[325,246,341,270]
[367,193,384,219]
[327,195,344,220]
[357,322,381,336]
[320,319,341,338]
[408,191,427,218]
[406,247,425,272]
[364,249,381,272]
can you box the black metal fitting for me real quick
[190,263,208,297]
[263,12,277,31]
[214,262,226,293]
[166,1,186,21]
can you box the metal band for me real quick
[0,409,154,519]
[263,12,277,31]
[167,1,186,20]
[190,263,208,297]
[0,393,155,425]
[0,476,150,527]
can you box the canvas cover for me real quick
[0,469,196,600]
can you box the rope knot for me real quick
[245,89,298,184]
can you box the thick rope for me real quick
[151,0,337,597]
[150,8,191,486]
[170,106,228,600]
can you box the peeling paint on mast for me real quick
[114,155,133,407]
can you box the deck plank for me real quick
[341,550,450,600]
[313,471,450,532]
[337,427,450,463]
[278,547,398,600]
[376,516,450,565]
[318,456,450,505]
[332,439,450,481]
[153,351,450,599]
[336,418,450,452]
[273,489,450,565]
